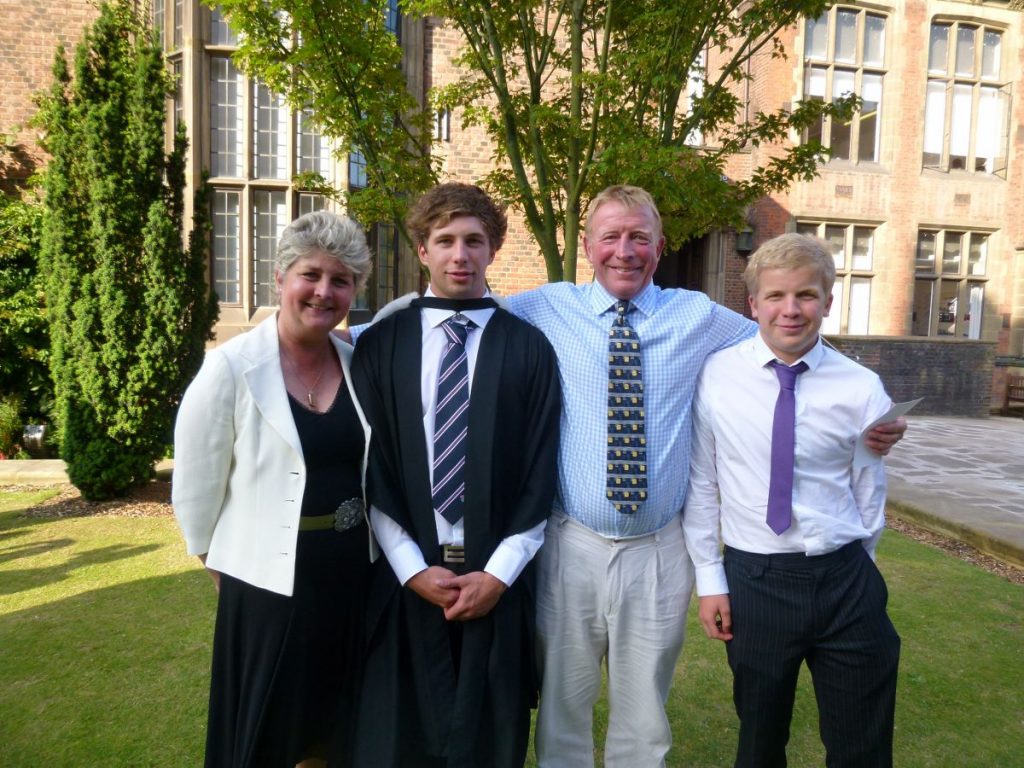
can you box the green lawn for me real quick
[1,488,1021,767]
[0,489,213,766]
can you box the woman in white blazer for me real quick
[172,211,373,768]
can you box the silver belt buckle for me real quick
[442,545,465,564]
[333,498,365,533]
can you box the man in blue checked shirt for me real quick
[505,184,905,768]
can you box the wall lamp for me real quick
[735,227,754,255]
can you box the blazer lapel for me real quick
[242,316,303,461]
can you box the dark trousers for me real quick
[724,541,900,768]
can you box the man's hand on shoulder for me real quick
[440,571,507,622]
[865,416,907,455]
[407,565,460,609]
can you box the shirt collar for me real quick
[586,280,658,319]
[422,287,496,330]
[751,332,825,372]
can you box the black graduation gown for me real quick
[350,305,561,768]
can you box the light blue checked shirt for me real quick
[506,281,755,538]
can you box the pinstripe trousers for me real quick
[724,541,900,768]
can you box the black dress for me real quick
[205,385,369,767]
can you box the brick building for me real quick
[3,1,1022,409]
[0,0,100,189]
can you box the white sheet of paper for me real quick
[854,397,924,469]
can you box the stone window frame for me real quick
[194,5,335,314]
[801,5,888,166]
[912,228,991,339]
[922,18,1011,178]
[796,220,878,335]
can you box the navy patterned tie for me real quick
[766,360,809,535]
[607,300,646,514]
[433,316,473,524]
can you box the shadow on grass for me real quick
[0,537,76,566]
[0,528,32,543]
[0,541,161,595]
[0,505,69,540]
[0,569,216,766]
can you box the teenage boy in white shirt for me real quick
[683,232,900,768]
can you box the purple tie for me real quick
[766,360,808,535]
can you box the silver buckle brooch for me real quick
[334,498,365,533]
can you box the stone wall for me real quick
[826,336,995,418]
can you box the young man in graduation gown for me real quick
[351,183,561,768]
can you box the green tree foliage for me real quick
[219,0,854,282]
[0,183,51,423]
[35,1,218,500]
[216,0,439,244]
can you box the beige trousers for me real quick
[534,513,695,768]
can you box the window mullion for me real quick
[856,8,865,67]
[850,68,862,159]
[841,225,853,334]
[968,82,981,172]
[942,79,954,171]
[942,24,955,172]
[839,273,851,334]
[827,6,837,62]
[824,67,834,149]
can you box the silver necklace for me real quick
[281,347,329,409]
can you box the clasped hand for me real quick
[407,566,507,621]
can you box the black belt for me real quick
[298,498,365,532]
[724,540,862,570]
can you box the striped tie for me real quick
[432,316,473,524]
[607,300,646,514]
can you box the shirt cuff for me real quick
[370,506,429,585]
[863,530,882,561]
[483,519,547,586]
[694,563,730,597]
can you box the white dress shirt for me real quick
[370,291,546,586]
[683,334,891,597]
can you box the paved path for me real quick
[0,459,173,485]
[884,415,1024,568]
[1,419,1022,568]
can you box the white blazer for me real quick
[171,314,374,596]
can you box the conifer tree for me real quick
[37,0,217,499]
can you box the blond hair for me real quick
[585,185,662,238]
[743,233,836,295]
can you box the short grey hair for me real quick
[275,210,372,291]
